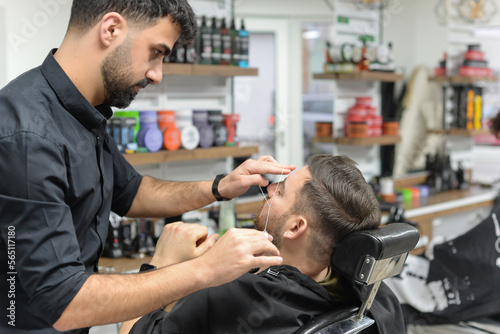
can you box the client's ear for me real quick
[283,216,308,240]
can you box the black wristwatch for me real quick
[139,263,157,272]
[212,173,230,201]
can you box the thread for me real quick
[259,167,286,238]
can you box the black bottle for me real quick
[211,17,222,65]
[199,16,212,64]
[230,18,239,66]
[221,18,231,65]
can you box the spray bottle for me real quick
[211,17,222,65]
[221,18,231,65]
[230,18,239,66]
[238,19,249,68]
[199,16,212,64]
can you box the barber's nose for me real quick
[146,63,163,85]
[267,182,278,198]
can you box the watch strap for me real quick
[139,263,157,272]
[212,173,230,201]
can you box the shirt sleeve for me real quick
[107,135,143,217]
[0,131,89,325]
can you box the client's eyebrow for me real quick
[279,177,287,195]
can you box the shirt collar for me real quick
[41,49,112,131]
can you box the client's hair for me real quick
[68,0,197,43]
[291,155,381,263]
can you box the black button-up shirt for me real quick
[0,50,143,333]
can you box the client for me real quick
[122,155,405,334]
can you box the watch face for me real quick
[376,45,390,64]
[341,43,354,62]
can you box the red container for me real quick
[158,110,181,151]
[345,115,364,137]
[355,96,372,106]
[382,121,399,136]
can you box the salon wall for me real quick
[382,0,447,77]
[235,0,334,18]
[0,0,71,88]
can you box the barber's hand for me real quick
[218,155,296,200]
[195,228,282,288]
[150,222,219,268]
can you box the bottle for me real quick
[220,18,231,65]
[230,18,239,66]
[238,19,249,68]
[199,16,212,64]
[185,41,196,64]
[211,17,222,65]
[358,37,369,71]
[173,37,185,63]
[219,199,236,236]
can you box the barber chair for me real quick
[295,222,420,334]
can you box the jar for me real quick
[193,110,215,148]
[382,121,399,136]
[158,110,181,151]
[137,111,163,152]
[315,122,333,137]
[348,121,368,138]
[345,115,365,137]
[176,109,200,151]
[355,96,372,106]
[208,110,228,147]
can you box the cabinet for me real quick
[311,70,403,180]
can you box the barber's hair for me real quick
[291,155,381,262]
[68,0,197,43]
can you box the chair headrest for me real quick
[331,223,420,284]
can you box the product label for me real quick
[222,35,231,61]
[239,36,249,61]
[201,33,212,59]
[212,34,222,61]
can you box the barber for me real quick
[0,0,293,333]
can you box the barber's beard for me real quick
[254,201,290,249]
[101,40,150,109]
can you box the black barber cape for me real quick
[130,265,404,334]
[0,50,142,333]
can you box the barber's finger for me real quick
[248,239,281,257]
[188,224,209,241]
[244,174,271,187]
[256,163,296,175]
[195,233,219,256]
[251,256,283,269]
[257,155,278,163]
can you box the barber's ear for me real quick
[283,217,307,240]
[99,12,128,47]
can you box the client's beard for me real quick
[254,201,290,249]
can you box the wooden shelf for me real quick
[313,71,404,82]
[313,135,401,146]
[427,128,491,136]
[123,146,259,166]
[163,63,258,77]
[430,75,498,84]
